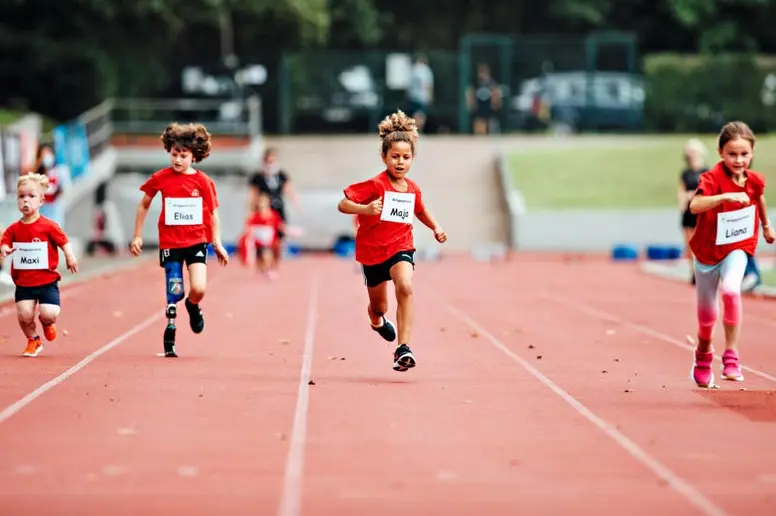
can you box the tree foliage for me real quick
[1,0,775,122]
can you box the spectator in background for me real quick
[247,147,299,267]
[33,143,69,228]
[678,138,709,284]
[407,54,434,132]
[86,181,117,256]
[467,63,501,135]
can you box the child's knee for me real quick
[38,305,60,324]
[697,305,717,340]
[189,284,206,300]
[187,276,207,300]
[16,306,35,324]
[720,287,742,325]
[394,279,413,298]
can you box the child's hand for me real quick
[0,244,14,258]
[433,226,447,243]
[129,237,143,256]
[765,225,776,244]
[364,199,383,215]
[65,253,79,273]
[214,243,229,266]
[725,192,750,205]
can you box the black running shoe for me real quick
[371,316,396,342]
[163,324,177,358]
[393,343,416,371]
[185,298,205,334]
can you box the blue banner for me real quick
[53,121,90,181]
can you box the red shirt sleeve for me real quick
[139,172,160,198]
[696,171,718,197]
[749,171,765,200]
[205,176,219,211]
[0,224,14,247]
[48,220,69,248]
[414,188,426,215]
[344,179,378,205]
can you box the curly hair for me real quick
[378,110,419,156]
[160,122,212,163]
[17,172,49,195]
[718,121,756,151]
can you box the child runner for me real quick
[689,121,775,388]
[245,191,284,279]
[129,122,229,358]
[338,110,447,372]
[0,172,78,357]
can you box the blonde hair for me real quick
[684,138,708,158]
[378,110,419,156]
[17,172,49,195]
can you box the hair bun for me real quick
[378,110,418,139]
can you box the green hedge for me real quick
[643,53,776,133]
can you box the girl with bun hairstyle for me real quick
[338,110,447,372]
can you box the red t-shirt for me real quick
[245,209,284,247]
[140,167,219,249]
[0,216,69,287]
[689,162,766,265]
[343,171,426,266]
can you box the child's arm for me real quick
[210,209,229,266]
[338,197,382,216]
[757,195,775,243]
[416,208,447,243]
[0,226,13,258]
[690,192,749,214]
[677,182,690,211]
[50,224,78,273]
[61,242,79,273]
[416,208,440,231]
[339,180,380,216]
[129,194,153,255]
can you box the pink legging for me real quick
[695,250,748,341]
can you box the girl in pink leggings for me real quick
[688,121,775,388]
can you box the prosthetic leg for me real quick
[164,261,185,357]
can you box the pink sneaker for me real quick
[721,349,744,381]
[692,350,715,388]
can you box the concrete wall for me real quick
[91,135,512,252]
[496,150,776,252]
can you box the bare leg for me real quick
[389,261,414,345]
[16,300,38,339]
[366,282,389,327]
[185,262,207,334]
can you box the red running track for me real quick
[0,254,774,516]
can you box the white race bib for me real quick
[165,197,203,226]
[251,225,275,246]
[380,191,416,224]
[716,205,756,245]
[12,241,49,270]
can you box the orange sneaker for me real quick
[22,337,43,357]
[42,324,57,342]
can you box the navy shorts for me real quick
[15,281,61,306]
[159,243,209,267]
[361,251,415,288]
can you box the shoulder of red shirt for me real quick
[697,162,765,193]
[372,170,423,192]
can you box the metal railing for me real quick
[110,96,263,137]
[1,95,263,228]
